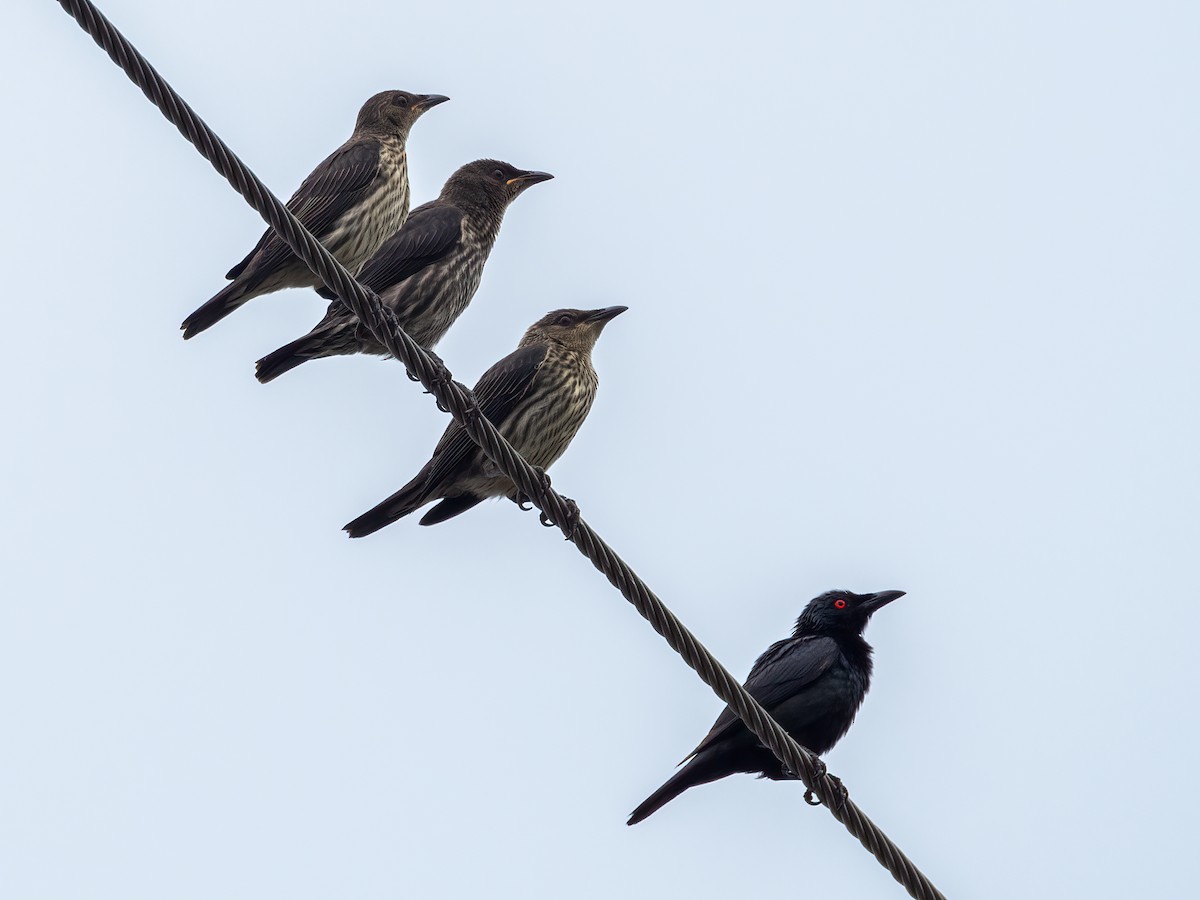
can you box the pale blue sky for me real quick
[4,1,1198,898]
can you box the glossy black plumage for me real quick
[254,161,553,382]
[343,306,626,537]
[627,589,905,825]
[181,90,448,339]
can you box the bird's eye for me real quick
[393,95,410,108]
[555,314,573,326]
[834,599,847,609]
[493,169,506,180]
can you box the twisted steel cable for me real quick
[53,2,948,897]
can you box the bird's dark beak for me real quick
[415,94,450,111]
[506,170,555,188]
[859,590,905,614]
[584,306,629,325]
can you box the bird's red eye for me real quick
[834,599,847,609]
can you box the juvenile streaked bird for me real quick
[255,160,554,383]
[627,589,905,826]
[180,90,449,339]
[343,306,626,537]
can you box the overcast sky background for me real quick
[4,1,1198,898]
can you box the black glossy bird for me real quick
[627,589,905,825]
[254,160,554,383]
[181,90,448,339]
[343,306,626,537]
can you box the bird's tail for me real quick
[254,338,312,383]
[181,280,251,339]
[418,495,485,526]
[343,476,432,538]
[256,314,361,383]
[627,766,699,826]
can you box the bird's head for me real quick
[444,160,555,211]
[794,589,905,637]
[521,306,628,353]
[356,91,449,136]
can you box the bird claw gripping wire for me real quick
[513,475,542,512]
[456,389,484,428]
[539,496,581,539]
[408,349,446,381]
[530,469,577,535]
[513,470,549,515]
[512,470,579,537]
[417,354,454,412]
[805,774,849,811]
[785,755,826,782]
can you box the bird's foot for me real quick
[530,470,579,538]
[785,755,826,781]
[410,350,447,382]
[513,470,549,514]
[456,387,485,427]
[416,352,453,411]
[804,774,848,811]
[540,496,581,539]
[827,774,849,810]
[523,467,552,510]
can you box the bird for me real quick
[343,306,627,537]
[254,160,554,383]
[180,90,449,339]
[627,589,905,826]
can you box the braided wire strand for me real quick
[53,2,947,897]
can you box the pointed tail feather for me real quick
[343,480,430,538]
[255,323,358,383]
[627,750,735,826]
[181,281,250,339]
[255,335,318,383]
[627,767,699,826]
[418,495,485,526]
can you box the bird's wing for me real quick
[313,201,461,300]
[226,139,384,281]
[689,635,840,757]
[421,344,548,490]
[355,202,464,291]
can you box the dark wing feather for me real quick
[422,344,548,491]
[356,202,463,291]
[690,635,840,756]
[225,231,271,281]
[231,138,383,282]
[315,201,462,301]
